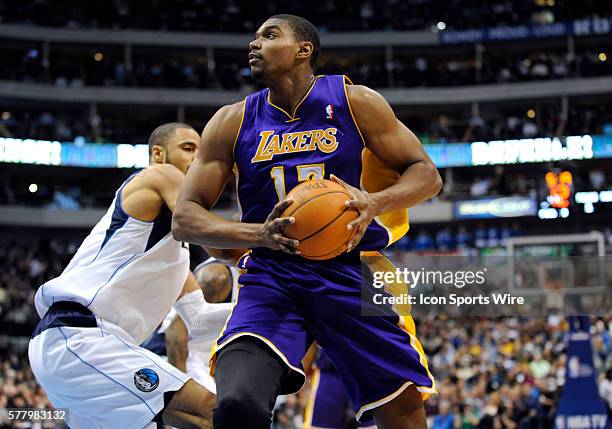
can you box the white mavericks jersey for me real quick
[186,258,239,393]
[34,173,189,345]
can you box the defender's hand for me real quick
[258,200,300,254]
[331,174,379,252]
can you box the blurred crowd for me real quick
[324,49,612,89]
[0,0,610,32]
[1,45,610,92]
[0,342,59,428]
[0,239,75,337]
[0,47,257,91]
[397,223,612,255]
[415,106,611,145]
[419,316,612,429]
[398,222,525,254]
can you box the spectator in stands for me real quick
[415,229,435,252]
[530,352,552,379]
[432,400,455,429]
[455,226,472,251]
[436,227,454,252]
[474,223,487,248]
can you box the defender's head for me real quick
[194,262,233,303]
[248,14,320,82]
[148,122,199,174]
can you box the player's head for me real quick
[194,262,232,303]
[249,14,319,82]
[148,122,199,174]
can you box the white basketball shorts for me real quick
[29,325,190,429]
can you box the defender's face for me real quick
[165,128,200,174]
[249,19,300,81]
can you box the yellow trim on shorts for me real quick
[353,317,437,422]
[400,315,436,392]
[303,367,321,429]
[355,380,437,422]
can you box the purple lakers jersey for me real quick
[233,75,409,252]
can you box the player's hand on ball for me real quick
[330,174,379,252]
[259,199,301,254]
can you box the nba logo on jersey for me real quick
[325,104,334,119]
[134,368,159,392]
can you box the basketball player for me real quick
[172,14,442,429]
[28,123,219,429]
[304,347,377,429]
[165,257,241,393]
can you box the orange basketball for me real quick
[281,179,358,260]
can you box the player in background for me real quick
[165,256,242,393]
[304,346,377,429]
[173,14,441,429]
[29,123,221,429]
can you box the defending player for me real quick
[28,123,217,429]
[172,14,442,429]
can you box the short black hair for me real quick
[269,14,320,67]
[148,122,195,156]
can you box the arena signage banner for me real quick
[1,134,611,168]
[454,196,537,219]
[440,16,612,44]
[471,135,594,166]
[554,317,609,429]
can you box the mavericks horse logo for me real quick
[134,368,159,392]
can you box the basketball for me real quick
[281,179,358,260]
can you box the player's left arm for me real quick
[165,315,188,372]
[332,85,443,251]
[174,272,233,337]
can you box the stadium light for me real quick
[29,183,38,193]
[437,22,446,31]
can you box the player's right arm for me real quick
[172,102,299,253]
[121,162,185,222]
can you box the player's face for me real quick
[165,128,200,174]
[249,19,300,81]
